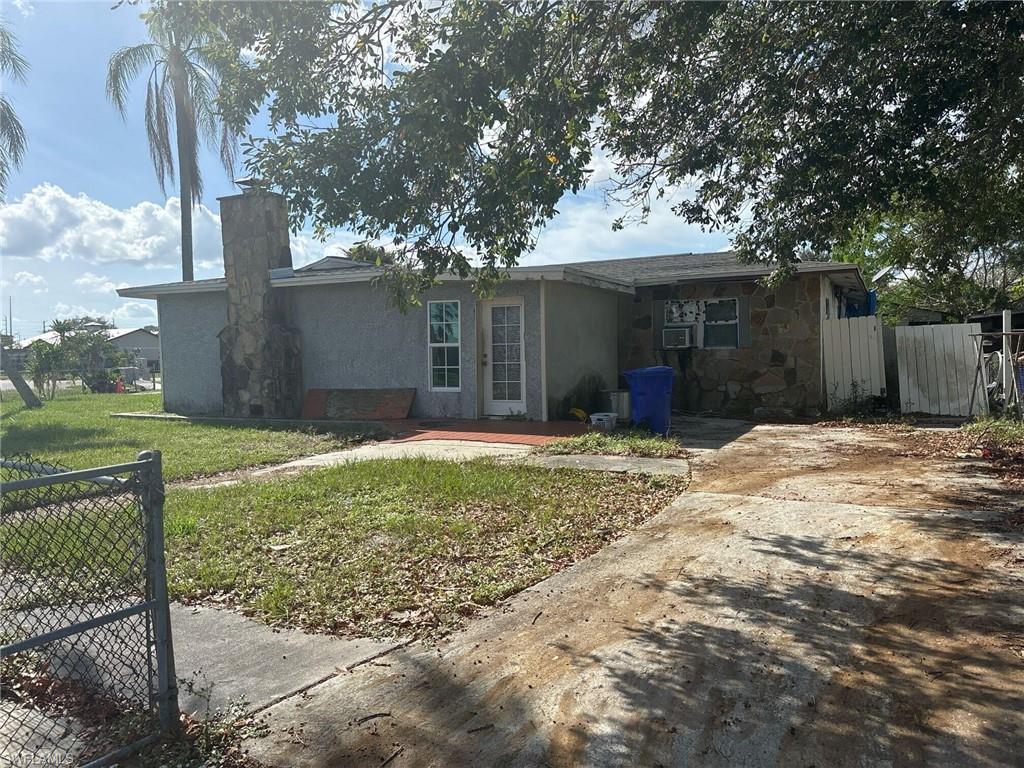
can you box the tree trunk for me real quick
[1,360,43,408]
[170,52,195,283]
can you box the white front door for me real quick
[481,298,525,416]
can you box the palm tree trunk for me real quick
[170,52,195,282]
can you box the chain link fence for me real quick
[0,452,177,767]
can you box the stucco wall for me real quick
[618,275,824,416]
[157,279,547,420]
[157,292,227,414]
[288,279,544,421]
[544,280,620,414]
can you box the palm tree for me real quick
[48,318,77,342]
[0,21,29,199]
[106,7,235,282]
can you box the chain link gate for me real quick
[0,451,178,766]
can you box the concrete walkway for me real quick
[182,440,692,489]
[171,605,400,717]
[241,420,1023,768]
[251,439,532,478]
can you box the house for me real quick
[968,299,1024,354]
[118,189,868,421]
[102,327,161,367]
[12,327,160,368]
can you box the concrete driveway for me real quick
[244,418,1023,768]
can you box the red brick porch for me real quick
[384,419,588,446]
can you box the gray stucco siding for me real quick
[157,292,227,414]
[288,279,544,421]
[544,281,620,412]
[291,282,475,419]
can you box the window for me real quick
[703,298,739,348]
[428,301,460,390]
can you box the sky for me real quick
[0,0,730,341]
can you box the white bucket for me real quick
[589,412,618,431]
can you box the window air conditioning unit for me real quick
[663,326,694,349]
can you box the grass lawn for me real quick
[0,390,371,481]
[165,457,687,638]
[536,428,688,458]
[962,416,1024,447]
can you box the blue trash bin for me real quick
[624,366,675,436]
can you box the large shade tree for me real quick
[833,196,1024,323]
[107,2,236,282]
[204,1,1023,300]
[0,20,28,199]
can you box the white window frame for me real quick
[427,300,461,392]
[703,298,740,349]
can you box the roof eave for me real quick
[630,262,867,290]
[118,264,634,298]
[117,281,227,300]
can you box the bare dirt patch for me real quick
[683,420,1017,511]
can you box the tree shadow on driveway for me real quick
[557,517,1023,768]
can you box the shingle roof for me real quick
[120,250,865,298]
[567,250,857,286]
[296,256,378,274]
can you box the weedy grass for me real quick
[165,457,687,638]
[0,390,369,480]
[536,428,688,458]
[962,417,1024,448]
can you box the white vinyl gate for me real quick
[822,316,886,411]
[894,323,986,416]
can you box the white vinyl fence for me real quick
[823,315,886,411]
[894,323,986,416]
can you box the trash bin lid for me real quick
[624,366,674,378]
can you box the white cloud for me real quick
[111,301,158,327]
[0,183,222,268]
[74,272,130,294]
[46,300,155,329]
[10,0,33,17]
[11,271,45,286]
[53,302,107,321]
[4,270,47,294]
[0,183,356,277]
[525,194,732,266]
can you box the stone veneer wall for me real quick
[618,274,823,416]
[218,189,303,418]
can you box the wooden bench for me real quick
[301,388,416,420]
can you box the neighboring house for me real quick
[11,328,161,368]
[968,300,1024,354]
[888,307,950,326]
[118,189,868,420]
[102,328,161,367]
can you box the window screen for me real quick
[428,301,460,389]
[704,298,740,348]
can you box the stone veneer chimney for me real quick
[217,187,303,418]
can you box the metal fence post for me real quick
[139,449,180,732]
